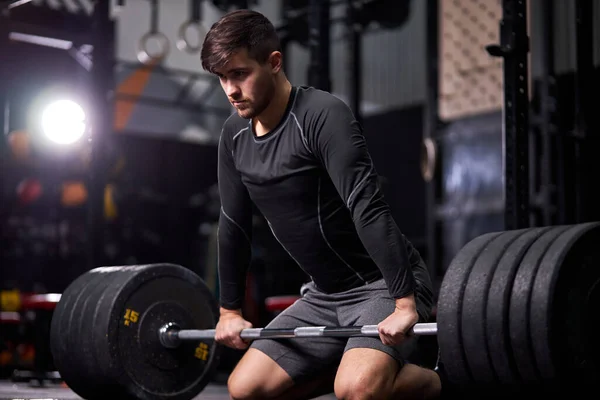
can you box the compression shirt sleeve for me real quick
[217,129,253,310]
[309,98,416,299]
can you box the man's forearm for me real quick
[217,212,252,310]
[353,204,417,299]
[217,129,254,311]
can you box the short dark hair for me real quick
[201,9,281,74]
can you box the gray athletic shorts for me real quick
[250,278,432,384]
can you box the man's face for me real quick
[215,49,278,120]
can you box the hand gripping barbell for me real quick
[49,222,600,400]
[157,321,438,349]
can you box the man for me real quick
[201,9,442,400]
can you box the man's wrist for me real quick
[220,306,243,317]
[394,293,416,311]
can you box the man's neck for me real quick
[253,79,292,137]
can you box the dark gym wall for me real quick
[0,132,219,294]
[362,105,427,250]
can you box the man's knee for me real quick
[227,371,261,400]
[334,369,394,400]
[226,348,294,400]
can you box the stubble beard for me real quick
[237,79,275,120]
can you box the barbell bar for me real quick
[158,322,439,349]
[49,221,600,400]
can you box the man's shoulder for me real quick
[221,112,249,141]
[294,86,353,126]
[294,86,348,114]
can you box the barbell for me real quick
[158,321,438,349]
[49,221,600,399]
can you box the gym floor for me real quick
[0,379,337,399]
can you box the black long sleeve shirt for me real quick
[217,86,424,310]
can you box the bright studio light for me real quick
[41,99,86,145]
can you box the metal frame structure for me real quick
[345,0,363,125]
[425,0,599,285]
[486,0,531,231]
[423,0,441,288]
[573,0,597,223]
[529,0,558,228]
[87,0,114,271]
[529,0,597,227]
[424,0,533,282]
[306,0,332,92]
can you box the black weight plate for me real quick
[530,221,600,385]
[50,269,95,375]
[486,226,554,387]
[67,268,132,399]
[91,265,161,389]
[461,228,531,388]
[50,269,113,398]
[69,269,118,398]
[509,225,570,384]
[437,231,503,387]
[76,266,142,398]
[96,263,221,400]
[90,265,159,393]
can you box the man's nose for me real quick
[225,81,240,98]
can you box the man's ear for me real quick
[268,51,283,74]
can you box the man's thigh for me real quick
[229,348,338,400]
[250,292,346,384]
[337,279,426,366]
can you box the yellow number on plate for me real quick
[0,290,21,312]
[194,342,209,361]
[123,308,139,326]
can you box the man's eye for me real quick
[234,71,246,78]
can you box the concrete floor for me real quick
[0,379,337,399]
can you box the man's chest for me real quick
[233,128,318,186]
